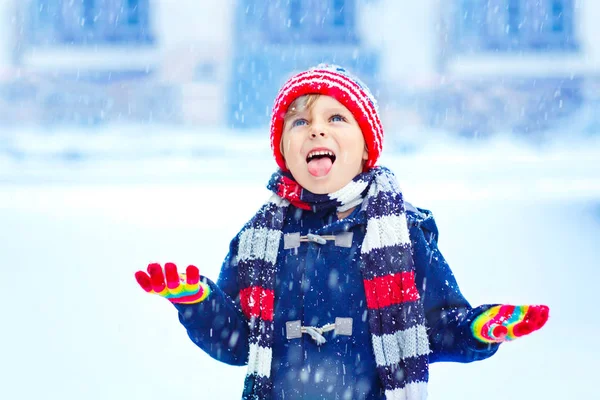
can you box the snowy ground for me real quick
[1,126,599,399]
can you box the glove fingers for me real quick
[513,321,532,337]
[147,263,167,293]
[135,271,153,292]
[511,305,549,337]
[186,265,200,285]
[524,306,539,326]
[537,305,550,328]
[164,262,180,289]
[528,305,549,330]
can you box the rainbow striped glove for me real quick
[471,305,549,344]
[135,262,210,304]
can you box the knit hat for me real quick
[270,64,383,171]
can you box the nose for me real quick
[309,119,328,139]
[310,128,327,139]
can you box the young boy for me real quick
[135,65,549,400]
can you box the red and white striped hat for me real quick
[270,64,383,171]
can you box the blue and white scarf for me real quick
[237,166,430,399]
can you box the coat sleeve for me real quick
[172,234,250,366]
[406,203,501,363]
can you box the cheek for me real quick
[337,150,351,165]
[281,132,298,153]
[282,136,304,164]
[281,136,292,156]
[336,139,366,166]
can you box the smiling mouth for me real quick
[306,150,336,177]
[306,150,337,164]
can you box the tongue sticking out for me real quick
[308,157,333,177]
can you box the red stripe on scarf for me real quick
[363,271,420,309]
[277,176,311,210]
[240,286,275,320]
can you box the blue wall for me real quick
[228,0,379,128]
[453,0,578,53]
[27,0,154,46]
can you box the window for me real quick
[28,0,59,44]
[453,0,577,53]
[333,0,346,27]
[27,0,154,46]
[289,0,303,29]
[126,0,141,25]
[551,0,565,32]
[82,0,95,29]
[506,0,520,36]
[263,0,357,44]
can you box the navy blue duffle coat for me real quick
[174,203,499,399]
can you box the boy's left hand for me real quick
[471,305,549,344]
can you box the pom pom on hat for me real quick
[270,64,384,171]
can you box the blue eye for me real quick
[330,114,346,122]
[292,118,307,127]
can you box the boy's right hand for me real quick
[135,263,210,305]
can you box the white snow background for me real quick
[1,126,599,399]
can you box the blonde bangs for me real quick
[284,94,321,121]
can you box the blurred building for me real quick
[0,0,377,127]
[228,0,379,128]
[1,0,600,136]
[372,0,600,136]
[0,0,234,125]
[437,0,600,135]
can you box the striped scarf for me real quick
[237,167,430,399]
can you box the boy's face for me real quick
[281,95,368,194]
